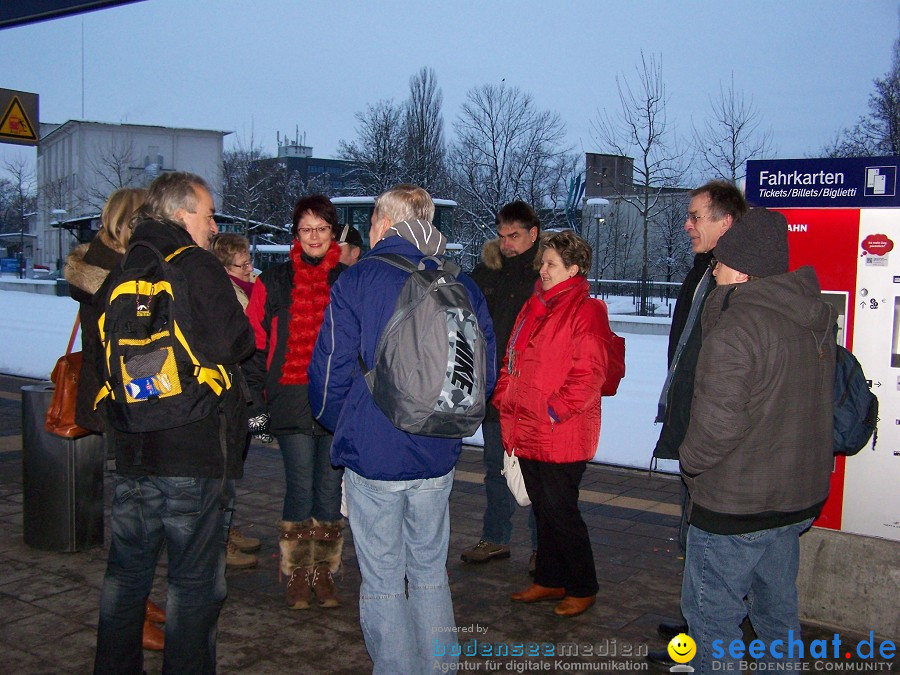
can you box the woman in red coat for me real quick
[494,230,612,618]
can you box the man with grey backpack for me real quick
[309,184,496,674]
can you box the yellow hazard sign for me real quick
[0,95,37,142]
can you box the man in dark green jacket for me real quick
[680,209,835,674]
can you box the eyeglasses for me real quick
[230,261,253,270]
[686,213,707,224]
[297,226,331,237]
[708,256,718,270]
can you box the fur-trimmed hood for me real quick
[478,232,550,272]
[64,228,125,296]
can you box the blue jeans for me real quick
[276,433,343,522]
[681,519,814,675]
[482,422,537,548]
[345,468,458,675]
[94,475,228,675]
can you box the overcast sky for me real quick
[1,0,897,180]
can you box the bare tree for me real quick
[0,157,36,237]
[338,99,406,195]
[449,82,573,255]
[825,34,900,157]
[589,200,640,280]
[223,143,268,235]
[404,67,448,193]
[221,133,304,237]
[84,137,142,210]
[692,74,774,183]
[650,193,693,283]
[592,52,685,314]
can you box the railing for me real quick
[589,278,681,317]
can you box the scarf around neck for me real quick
[280,240,341,385]
[384,219,447,256]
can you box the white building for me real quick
[36,120,229,269]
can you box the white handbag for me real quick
[501,449,531,507]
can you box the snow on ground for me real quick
[0,288,678,474]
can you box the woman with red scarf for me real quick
[245,195,346,610]
[494,231,613,618]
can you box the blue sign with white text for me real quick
[746,157,900,208]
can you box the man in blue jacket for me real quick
[309,184,496,674]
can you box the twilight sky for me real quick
[1,0,897,178]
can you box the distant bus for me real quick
[330,196,457,250]
[249,243,292,272]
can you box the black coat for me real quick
[469,238,541,423]
[243,253,345,436]
[96,219,255,479]
[652,252,715,461]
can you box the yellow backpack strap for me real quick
[172,321,230,396]
[92,310,116,410]
[165,245,197,262]
[94,382,113,409]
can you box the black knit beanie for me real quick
[714,208,789,278]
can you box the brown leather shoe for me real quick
[510,584,565,603]
[554,595,596,617]
[145,598,165,624]
[142,619,164,651]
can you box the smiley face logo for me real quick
[667,633,696,664]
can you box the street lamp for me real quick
[51,208,67,273]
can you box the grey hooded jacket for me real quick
[679,266,836,534]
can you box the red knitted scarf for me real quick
[280,240,341,385]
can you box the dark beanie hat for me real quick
[337,224,363,248]
[714,208,789,278]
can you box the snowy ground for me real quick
[0,287,677,474]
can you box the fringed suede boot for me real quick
[278,518,317,610]
[309,519,344,608]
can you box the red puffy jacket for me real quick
[494,276,613,463]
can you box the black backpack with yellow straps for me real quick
[94,241,233,433]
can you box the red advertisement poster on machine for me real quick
[748,156,898,541]
[775,208,863,531]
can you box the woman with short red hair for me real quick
[244,195,346,610]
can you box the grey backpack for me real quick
[360,253,487,438]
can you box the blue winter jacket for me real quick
[308,235,497,481]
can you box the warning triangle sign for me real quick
[0,96,37,141]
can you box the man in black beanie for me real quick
[677,208,836,673]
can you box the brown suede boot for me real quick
[310,520,344,608]
[310,565,339,608]
[285,566,314,610]
[278,519,317,609]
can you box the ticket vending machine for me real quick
[746,157,899,542]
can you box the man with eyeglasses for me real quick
[646,180,747,668]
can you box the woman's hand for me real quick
[248,412,273,443]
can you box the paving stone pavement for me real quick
[0,374,891,674]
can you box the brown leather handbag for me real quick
[45,315,91,438]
